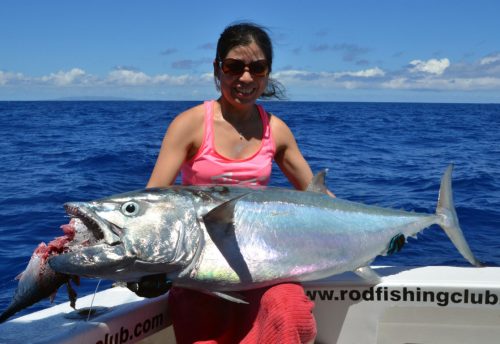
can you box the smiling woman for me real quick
[137,22,322,343]
[212,23,285,101]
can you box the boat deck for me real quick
[2,266,500,344]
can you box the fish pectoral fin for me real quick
[203,193,248,225]
[202,196,253,284]
[210,291,248,304]
[354,266,381,284]
[306,169,329,194]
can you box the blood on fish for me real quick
[0,221,81,323]
[33,221,77,262]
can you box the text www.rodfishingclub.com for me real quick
[306,287,500,307]
[94,312,164,344]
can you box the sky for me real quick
[1,0,499,103]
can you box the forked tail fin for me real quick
[436,164,482,266]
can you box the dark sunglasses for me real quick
[219,58,269,77]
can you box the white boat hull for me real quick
[2,266,500,344]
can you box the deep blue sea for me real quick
[0,101,499,319]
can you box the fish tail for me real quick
[436,164,482,267]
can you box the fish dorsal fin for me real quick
[202,195,252,283]
[306,169,329,194]
[354,266,381,284]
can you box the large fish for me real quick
[0,165,482,322]
[49,164,482,285]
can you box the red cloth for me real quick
[168,283,316,344]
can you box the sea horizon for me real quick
[1,98,499,105]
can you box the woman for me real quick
[146,22,320,343]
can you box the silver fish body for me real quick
[0,165,482,323]
[0,246,72,323]
[49,165,481,292]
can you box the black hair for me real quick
[214,22,286,100]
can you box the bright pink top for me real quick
[181,100,275,186]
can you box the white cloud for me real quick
[0,71,28,85]
[40,68,87,86]
[409,58,450,75]
[151,74,196,85]
[107,69,151,85]
[2,53,500,101]
[274,69,317,80]
[382,75,500,90]
[381,77,408,89]
[106,68,209,87]
[200,72,214,83]
[275,67,385,82]
[0,67,212,89]
[447,77,500,89]
[480,53,500,65]
[338,67,385,78]
[275,57,500,93]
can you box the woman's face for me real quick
[217,41,269,108]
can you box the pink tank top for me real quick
[181,100,275,186]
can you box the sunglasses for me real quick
[219,58,269,77]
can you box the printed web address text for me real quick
[306,287,500,307]
[95,312,164,344]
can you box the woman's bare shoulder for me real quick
[268,112,294,145]
[162,103,204,140]
[173,103,205,126]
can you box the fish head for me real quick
[49,189,202,281]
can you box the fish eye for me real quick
[121,201,140,216]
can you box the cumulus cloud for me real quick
[275,67,385,82]
[480,53,500,65]
[107,68,151,85]
[39,68,87,86]
[0,71,27,85]
[0,67,212,89]
[152,74,198,85]
[274,52,500,93]
[2,51,500,97]
[409,58,450,75]
[338,67,385,78]
[106,67,206,86]
[381,75,500,90]
[274,67,386,92]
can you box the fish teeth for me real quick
[63,217,103,247]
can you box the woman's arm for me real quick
[146,105,204,188]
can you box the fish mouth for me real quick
[64,202,121,247]
[48,202,130,278]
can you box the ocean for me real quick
[0,100,499,320]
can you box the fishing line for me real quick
[87,279,102,321]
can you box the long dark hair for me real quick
[214,22,286,100]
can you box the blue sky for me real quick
[1,0,499,103]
